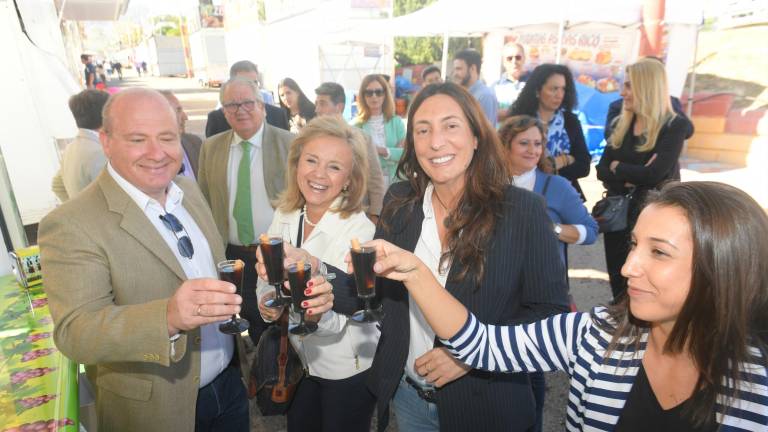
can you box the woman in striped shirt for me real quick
[356,181,768,431]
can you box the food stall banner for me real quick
[0,276,79,432]
[505,24,639,156]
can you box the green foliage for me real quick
[393,0,483,67]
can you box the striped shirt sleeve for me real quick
[441,311,590,373]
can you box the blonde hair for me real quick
[278,116,369,218]
[609,58,675,153]
[354,74,395,124]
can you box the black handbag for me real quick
[249,311,305,416]
[591,188,634,233]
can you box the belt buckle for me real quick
[418,387,436,404]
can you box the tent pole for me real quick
[686,24,700,119]
[555,19,565,64]
[441,33,449,78]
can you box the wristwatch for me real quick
[553,223,563,238]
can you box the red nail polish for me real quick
[305,288,312,295]
[302,301,308,308]
[307,280,314,288]
[307,310,313,315]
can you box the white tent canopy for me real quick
[365,0,701,37]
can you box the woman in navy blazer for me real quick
[361,83,569,432]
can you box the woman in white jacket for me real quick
[256,116,378,432]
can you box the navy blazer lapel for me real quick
[98,172,187,281]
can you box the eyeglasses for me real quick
[222,100,257,113]
[363,89,385,98]
[506,55,523,62]
[159,213,194,259]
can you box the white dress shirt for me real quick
[107,164,234,388]
[406,182,449,388]
[226,124,274,244]
[256,198,378,380]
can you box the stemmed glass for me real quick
[217,259,250,334]
[350,242,384,322]
[287,261,318,335]
[261,234,291,308]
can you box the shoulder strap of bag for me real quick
[541,174,553,197]
[274,312,290,390]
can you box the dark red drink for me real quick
[351,247,376,298]
[218,259,244,288]
[287,262,311,310]
[260,237,284,285]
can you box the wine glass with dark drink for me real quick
[350,239,383,322]
[261,234,291,308]
[217,259,250,334]
[287,261,318,335]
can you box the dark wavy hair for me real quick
[601,181,768,427]
[509,63,577,116]
[278,77,316,122]
[382,82,508,285]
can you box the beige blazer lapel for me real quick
[98,171,187,281]
[262,124,284,203]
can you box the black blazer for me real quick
[367,182,570,432]
[204,105,289,138]
[559,111,591,198]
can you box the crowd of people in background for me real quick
[40,48,767,432]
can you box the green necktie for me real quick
[233,141,254,245]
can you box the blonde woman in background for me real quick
[596,58,693,299]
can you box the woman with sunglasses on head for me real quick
[278,77,316,133]
[362,181,768,431]
[509,64,590,198]
[353,74,406,185]
[597,58,693,300]
[499,114,598,431]
[361,82,569,432]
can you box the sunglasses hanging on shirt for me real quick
[159,213,194,259]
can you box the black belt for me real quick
[404,375,437,404]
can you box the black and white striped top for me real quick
[443,307,768,431]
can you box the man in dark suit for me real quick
[205,60,289,137]
[161,90,203,178]
[198,77,294,346]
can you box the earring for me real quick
[342,184,349,193]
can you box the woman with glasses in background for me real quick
[353,74,406,185]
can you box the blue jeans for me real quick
[195,364,249,432]
[392,375,439,432]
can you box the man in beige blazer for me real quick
[198,77,294,346]
[39,88,249,432]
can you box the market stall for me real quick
[0,275,78,432]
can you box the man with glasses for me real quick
[198,77,294,347]
[494,42,529,123]
[39,88,250,431]
[205,60,289,137]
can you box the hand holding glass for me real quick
[287,261,318,335]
